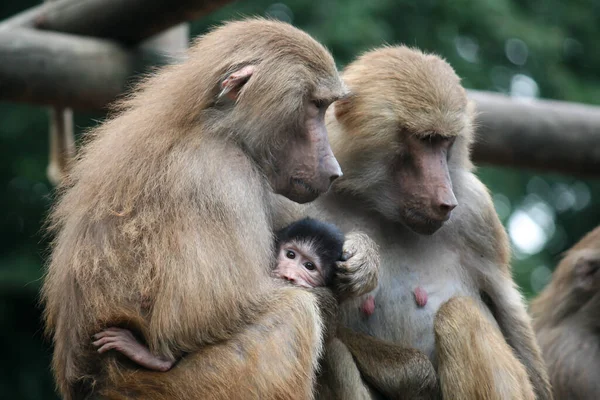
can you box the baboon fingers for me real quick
[97,341,123,354]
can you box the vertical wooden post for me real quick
[47,107,75,185]
[45,0,75,185]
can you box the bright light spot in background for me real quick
[508,211,547,257]
[552,183,576,212]
[510,74,539,100]
[526,177,591,212]
[266,3,294,24]
[531,265,553,294]
[455,36,479,63]
[492,193,512,220]
[571,181,591,211]
[508,195,555,257]
[546,224,568,253]
[490,66,512,93]
[526,176,551,197]
[524,195,555,235]
[505,38,529,66]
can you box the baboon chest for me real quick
[340,231,480,363]
[305,195,481,362]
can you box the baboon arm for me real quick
[460,175,551,399]
[316,337,374,400]
[486,278,553,400]
[335,231,380,301]
[435,296,536,400]
[338,327,440,400]
[100,287,324,400]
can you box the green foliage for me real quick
[1,0,599,398]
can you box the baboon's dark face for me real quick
[366,132,458,235]
[272,99,342,204]
[392,133,458,235]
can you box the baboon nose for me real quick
[329,171,343,183]
[321,158,342,191]
[437,201,457,218]
[440,202,457,213]
[434,188,457,219]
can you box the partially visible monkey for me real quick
[531,225,600,400]
[273,45,550,399]
[42,19,380,400]
[90,217,349,372]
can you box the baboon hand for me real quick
[335,231,380,301]
[93,327,174,372]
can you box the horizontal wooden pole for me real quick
[0,29,177,109]
[1,29,599,176]
[0,0,233,45]
[469,90,600,176]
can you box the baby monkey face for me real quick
[274,240,326,288]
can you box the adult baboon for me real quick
[42,19,378,400]
[531,226,600,400]
[276,46,551,399]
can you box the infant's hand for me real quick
[335,231,379,301]
[93,327,174,372]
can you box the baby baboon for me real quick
[531,226,600,400]
[274,217,346,288]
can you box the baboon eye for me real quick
[286,250,296,259]
[304,262,316,270]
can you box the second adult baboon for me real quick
[531,226,600,400]
[276,46,551,399]
[42,19,379,400]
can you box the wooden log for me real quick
[469,90,600,176]
[0,0,232,45]
[1,30,600,176]
[0,28,174,109]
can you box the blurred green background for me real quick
[2,0,599,398]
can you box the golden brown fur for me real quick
[41,18,373,400]
[531,226,600,399]
[274,46,551,399]
[435,297,535,400]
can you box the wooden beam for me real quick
[0,0,233,45]
[469,90,600,176]
[0,28,177,109]
[1,29,600,176]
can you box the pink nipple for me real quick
[414,287,428,308]
[361,295,375,317]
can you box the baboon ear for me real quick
[574,257,600,291]
[219,65,256,101]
